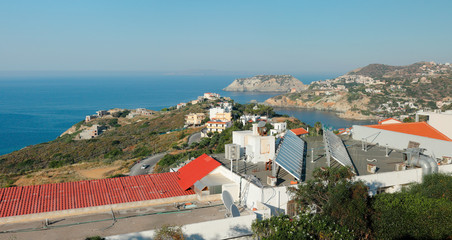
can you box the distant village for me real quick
[308,61,452,119]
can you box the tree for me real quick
[372,192,452,239]
[288,167,372,238]
[314,121,322,136]
[153,225,184,240]
[252,214,354,240]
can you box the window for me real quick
[209,185,222,195]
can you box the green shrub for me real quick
[133,146,152,158]
[372,192,452,239]
[252,214,354,240]
[104,148,123,159]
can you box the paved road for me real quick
[129,152,166,176]
[187,132,202,146]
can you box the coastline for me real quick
[265,102,379,121]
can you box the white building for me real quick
[416,110,452,139]
[206,120,232,134]
[209,107,231,121]
[352,122,452,159]
[239,115,268,125]
[176,102,186,109]
[270,122,287,135]
[232,123,275,163]
[204,92,220,100]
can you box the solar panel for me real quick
[323,130,356,173]
[274,130,305,180]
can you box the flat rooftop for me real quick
[212,135,405,188]
[0,200,252,240]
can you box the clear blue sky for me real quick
[1,0,451,74]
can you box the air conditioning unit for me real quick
[267,176,277,186]
[225,144,241,160]
[367,164,377,173]
[395,163,406,171]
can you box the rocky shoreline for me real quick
[265,95,379,121]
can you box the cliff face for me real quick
[265,93,376,120]
[223,75,307,92]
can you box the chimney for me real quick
[252,123,258,135]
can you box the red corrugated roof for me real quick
[291,128,309,136]
[365,122,452,141]
[0,172,194,218]
[177,154,221,190]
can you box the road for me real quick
[129,152,166,176]
[187,132,202,146]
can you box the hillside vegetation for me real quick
[0,99,309,188]
[0,102,210,187]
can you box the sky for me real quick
[1,0,451,75]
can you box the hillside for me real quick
[223,75,307,92]
[266,61,452,119]
[0,103,210,187]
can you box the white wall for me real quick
[352,125,452,158]
[209,107,226,119]
[428,113,452,139]
[244,184,291,215]
[233,131,252,149]
[107,213,256,240]
[355,164,452,195]
[212,166,291,215]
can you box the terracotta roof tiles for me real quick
[364,122,451,141]
[0,172,194,218]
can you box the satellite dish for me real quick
[257,121,266,128]
[230,204,240,217]
[222,190,234,212]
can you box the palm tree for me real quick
[314,121,322,135]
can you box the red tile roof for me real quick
[365,122,452,141]
[378,118,402,124]
[177,154,221,190]
[0,172,194,218]
[290,128,309,136]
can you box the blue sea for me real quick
[0,73,373,156]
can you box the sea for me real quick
[0,73,375,156]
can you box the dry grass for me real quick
[13,159,134,186]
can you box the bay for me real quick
[0,73,360,156]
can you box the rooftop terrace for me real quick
[212,135,406,188]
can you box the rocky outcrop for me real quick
[265,93,377,120]
[223,75,307,92]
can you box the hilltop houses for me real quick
[185,112,206,126]
[203,92,220,100]
[76,124,106,140]
[126,108,154,118]
[206,120,232,134]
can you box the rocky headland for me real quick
[223,75,307,92]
